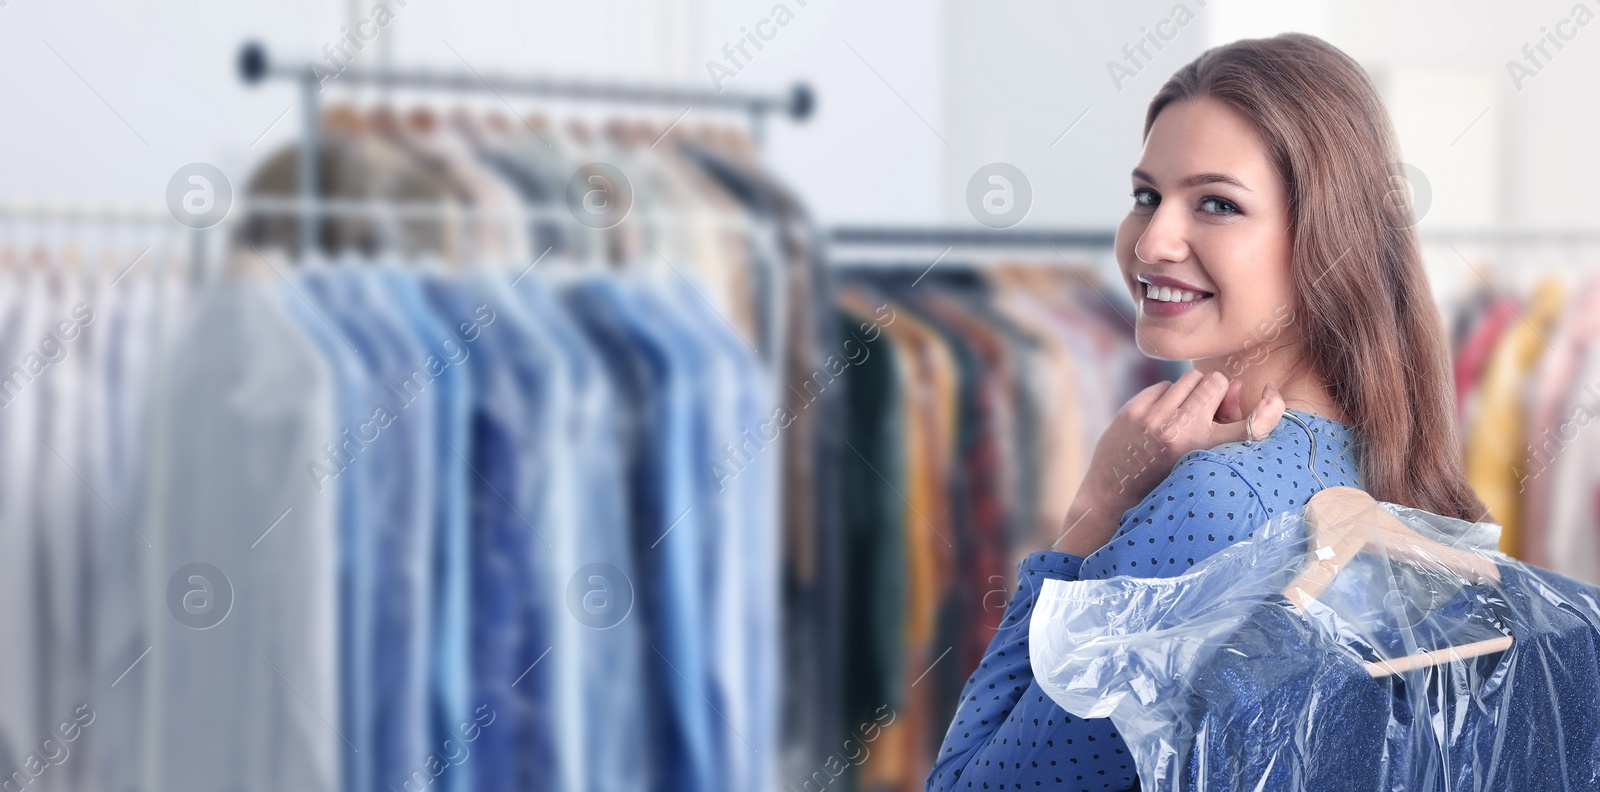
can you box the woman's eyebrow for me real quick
[1131,168,1255,194]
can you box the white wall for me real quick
[936,1,1210,234]
[0,0,1596,249]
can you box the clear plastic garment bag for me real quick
[1029,422,1600,791]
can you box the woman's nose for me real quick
[1134,208,1190,265]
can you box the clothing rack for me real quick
[235,198,793,376]
[825,225,1118,289]
[236,41,813,254]
[232,40,815,387]
[0,200,176,224]
[824,225,1120,299]
[0,200,207,276]
[238,41,813,140]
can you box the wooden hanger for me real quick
[602,118,633,148]
[522,112,550,137]
[465,109,515,147]
[483,110,514,137]
[566,117,592,145]
[1289,486,1511,678]
[322,103,367,136]
[406,106,438,135]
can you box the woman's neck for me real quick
[1191,352,1350,427]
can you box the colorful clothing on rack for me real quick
[1540,315,1600,586]
[1519,277,1600,571]
[1465,276,1566,557]
[823,264,1157,792]
[1453,294,1518,438]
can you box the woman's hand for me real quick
[1056,371,1284,557]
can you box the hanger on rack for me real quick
[1288,485,1511,678]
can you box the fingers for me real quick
[1164,371,1222,435]
[1152,370,1227,440]
[1188,371,1231,424]
[1140,370,1201,445]
[1126,371,1290,453]
[1215,378,1244,424]
[1149,369,1208,420]
[1125,379,1173,412]
[1218,382,1286,444]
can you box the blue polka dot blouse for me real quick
[926,408,1363,791]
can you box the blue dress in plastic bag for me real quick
[1029,497,1600,791]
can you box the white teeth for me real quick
[1143,283,1209,303]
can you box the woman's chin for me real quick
[1135,333,1196,362]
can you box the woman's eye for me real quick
[1199,196,1240,215]
[1131,188,1159,208]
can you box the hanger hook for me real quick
[1279,410,1327,490]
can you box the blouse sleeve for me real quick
[926,452,1273,792]
[927,551,1141,791]
[1034,451,1278,719]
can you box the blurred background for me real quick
[0,0,1595,790]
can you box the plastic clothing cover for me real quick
[1029,496,1600,791]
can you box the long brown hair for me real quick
[1145,32,1489,522]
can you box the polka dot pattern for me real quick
[925,409,1363,791]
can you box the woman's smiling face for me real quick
[1116,96,1298,364]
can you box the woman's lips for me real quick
[1143,282,1211,302]
[1140,289,1212,318]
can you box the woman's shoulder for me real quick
[1146,409,1363,522]
[1200,408,1361,483]
[1078,412,1363,579]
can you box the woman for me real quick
[926,32,1487,791]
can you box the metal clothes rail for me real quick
[236,41,813,254]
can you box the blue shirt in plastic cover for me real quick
[1029,498,1600,791]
